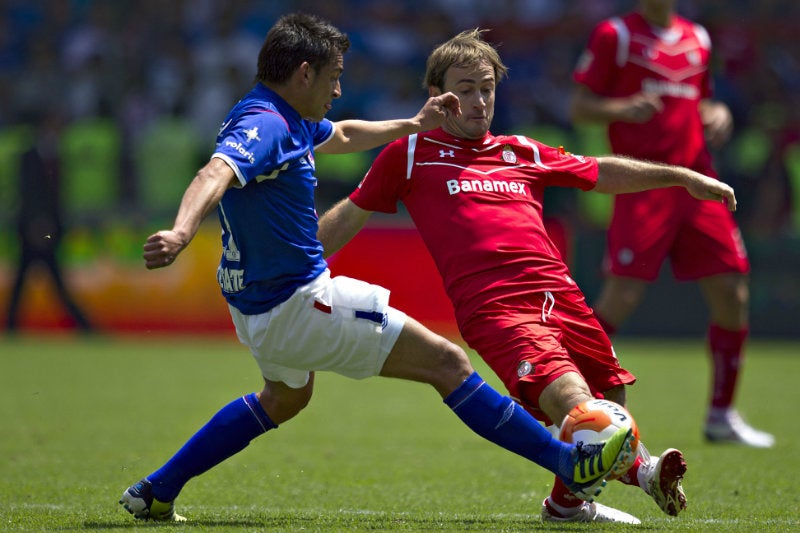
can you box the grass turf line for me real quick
[0,335,797,531]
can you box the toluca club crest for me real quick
[502,145,517,164]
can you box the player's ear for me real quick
[296,62,313,86]
[429,86,442,97]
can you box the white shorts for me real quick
[229,270,407,388]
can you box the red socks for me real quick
[546,477,587,512]
[707,324,748,409]
[547,455,645,512]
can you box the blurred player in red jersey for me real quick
[318,29,743,523]
[571,0,774,448]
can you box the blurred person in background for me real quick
[570,0,774,447]
[5,108,92,333]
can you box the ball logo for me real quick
[559,399,640,480]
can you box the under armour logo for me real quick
[439,149,455,158]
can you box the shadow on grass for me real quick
[81,512,575,531]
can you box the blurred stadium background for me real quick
[1,0,798,337]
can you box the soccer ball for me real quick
[559,399,640,479]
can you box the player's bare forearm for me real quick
[320,93,461,154]
[143,158,236,269]
[318,198,372,258]
[570,85,663,124]
[594,156,737,211]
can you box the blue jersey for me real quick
[211,84,335,314]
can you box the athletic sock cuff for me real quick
[443,372,485,410]
[243,392,278,432]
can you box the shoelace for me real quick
[574,441,605,478]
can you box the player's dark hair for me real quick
[424,29,508,91]
[256,12,350,84]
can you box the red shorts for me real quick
[460,289,636,425]
[605,187,750,281]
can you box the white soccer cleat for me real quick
[642,448,687,516]
[541,499,641,524]
[704,409,775,448]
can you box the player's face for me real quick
[303,53,343,121]
[435,61,495,140]
[639,0,676,25]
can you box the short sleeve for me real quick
[573,19,621,95]
[349,138,410,214]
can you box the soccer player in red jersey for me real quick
[118,14,638,523]
[571,0,774,448]
[318,29,738,523]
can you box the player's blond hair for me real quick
[424,29,508,91]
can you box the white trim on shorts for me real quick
[228,269,407,388]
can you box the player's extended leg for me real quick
[601,386,686,516]
[535,377,638,523]
[537,380,687,521]
[42,248,93,331]
[120,378,311,521]
[5,247,33,331]
[699,273,774,447]
[591,276,648,334]
[594,384,688,517]
[379,316,635,502]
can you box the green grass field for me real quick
[1,334,798,532]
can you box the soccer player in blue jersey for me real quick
[118,13,634,522]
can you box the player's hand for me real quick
[415,92,462,131]
[143,230,187,269]
[619,92,663,123]
[686,175,737,212]
[701,101,733,149]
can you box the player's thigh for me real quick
[230,272,405,387]
[461,306,580,422]
[606,191,680,280]
[380,315,472,395]
[594,276,648,319]
[671,200,749,280]
[554,290,636,393]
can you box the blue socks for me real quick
[148,393,276,501]
[445,372,570,476]
[147,374,572,502]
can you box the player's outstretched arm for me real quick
[317,198,373,258]
[594,156,737,211]
[318,92,461,155]
[143,158,237,269]
[570,85,663,125]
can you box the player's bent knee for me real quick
[258,380,314,424]
[432,340,474,386]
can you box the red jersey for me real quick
[573,12,715,174]
[349,128,599,326]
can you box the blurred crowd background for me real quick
[1,0,799,335]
